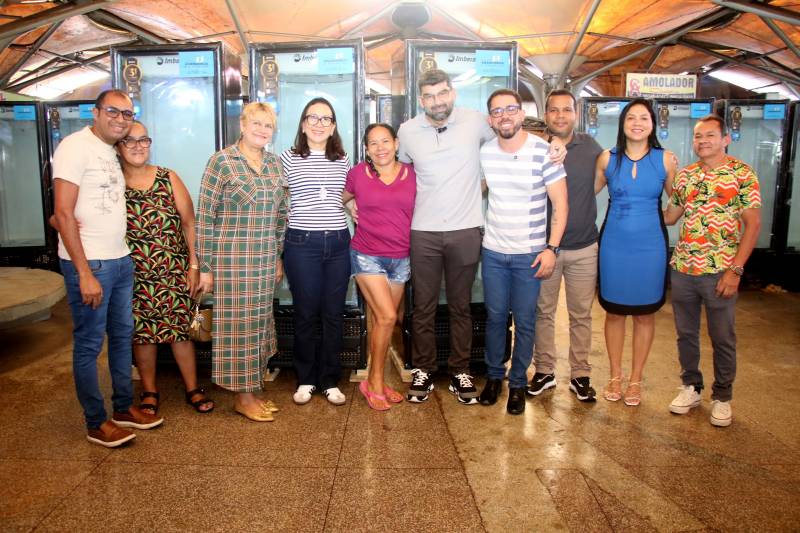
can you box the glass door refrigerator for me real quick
[652,98,715,245]
[402,40,518,372]
[580,97,634,235]
[250,40,367,371]
[787,102,800,253]
[111,42,240,206]
[0,102,49,268]
[716,99,792,250]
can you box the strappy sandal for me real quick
[624,382,642,407]
[383,385,404,404]
[185,387,214,413]
[603,376,623,402]
[139,391,160,414]
[359,381,390,411]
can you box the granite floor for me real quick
[1,287,798,532]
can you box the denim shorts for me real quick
[350,248,410,284]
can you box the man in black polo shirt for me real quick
[529,89,603,402]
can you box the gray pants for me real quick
[670,270,737,401]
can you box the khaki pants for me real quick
[533,243,597,379]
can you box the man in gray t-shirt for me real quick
[397,69,495,405]
[529,90,603,403]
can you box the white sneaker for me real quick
[293,385,316,405]
[323,387,346,405]
[710,400,732,427]
[669,385,702,414]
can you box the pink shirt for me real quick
[345,161,416,258]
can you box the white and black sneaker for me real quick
[407,369,434,403]
[449,373,479,405]
[569,377,597,402]
[527,373,556,396]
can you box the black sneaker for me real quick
[448,373,479,405]
[569,377,597,402]
[407,369,434,403]
[527,372,556,396]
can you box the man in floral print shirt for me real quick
[663,114,761,427]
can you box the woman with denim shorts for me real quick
[342,123,417,411]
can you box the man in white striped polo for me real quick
[477,89,568,415]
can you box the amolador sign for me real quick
[625,73,698,98]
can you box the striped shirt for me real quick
[480,134,566,254]
[280,149,350,230]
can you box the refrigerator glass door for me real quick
[119,52,219,205]
[0,105,45,247]
[726,104,786,248]
[48,103,94,153]
[788,112,800,250]
[585,101,625,230]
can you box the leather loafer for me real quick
[507,387,526,415]
[479,378,503,405]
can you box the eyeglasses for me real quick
[305,114,333,127]
[489,104,522,118]
[98,106,135,121]
[421,88,451,104]
[119,136,152,148]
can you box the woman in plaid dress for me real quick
[196,102,287,422]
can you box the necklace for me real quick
[239,142,262,172]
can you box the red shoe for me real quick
[87,421,135,448]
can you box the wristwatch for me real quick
[546,244,560,256]
[728,264,744,276]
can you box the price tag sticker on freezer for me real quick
[690,102,712,118]
[475,50,510,77]
[763,104,786,120]
[179,51,214,77]
[12,105,36,121]
[79,104,94,120]
[317,47,354,75]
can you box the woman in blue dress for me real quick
[594,99,677,407]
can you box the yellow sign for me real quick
[625,73,697,98]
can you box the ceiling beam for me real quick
[572,8,732,86]
[680,38,800,87]
[488,31,574,41]
[88,9,168,44]
[427,3,484,41]
[0,0,116,42]
[0,22,63,88]
[7,44,110,73]
[711,0,800,27]
[174,31,238,44]
[5,52,111,94]
[5,56,62,87]
[759,17,800,62]
[341,2,399,39]
[557,0,602,88]
[644,45,664,72]
[224,0,248,53]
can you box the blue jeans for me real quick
[481,248,542,389]
[61,256,135,429]
[284,228,351,390]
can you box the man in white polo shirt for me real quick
[477,89,568,415]
[53,89,162,447]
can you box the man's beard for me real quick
[496,121,522,139]
[425,103,453,122]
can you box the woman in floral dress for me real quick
[196,102,288,422]
[120,121,214,414]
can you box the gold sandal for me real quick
[624,381,642,407]
[603,376,623,402]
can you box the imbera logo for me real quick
[156,56,179,66]
[448,54,475,63]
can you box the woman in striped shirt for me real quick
[281,97,351,406]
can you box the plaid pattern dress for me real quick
[196,144,287,392]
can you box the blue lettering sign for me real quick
[763,103,786,120]
[13,105,36,121]
[476,50,510,77]
[690,102,712,118]
[179,51,215,77]
[318,47,354,75]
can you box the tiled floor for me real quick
[1,288,798,532]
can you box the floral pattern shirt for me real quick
[669,156,761,275]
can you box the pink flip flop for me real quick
[383,385,404,403]
[359,381,390,411]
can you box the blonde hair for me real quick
[240,101,276,127]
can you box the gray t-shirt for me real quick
[549,131,603,250]
[398,107,495,231]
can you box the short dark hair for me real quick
[487,89,522,113]
[697,114,728,136]
[95,89,132,109]
[545,89,576,111]
[292,97,346,161]
[418,69,451,92]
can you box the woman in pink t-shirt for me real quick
[342,123,416,411]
